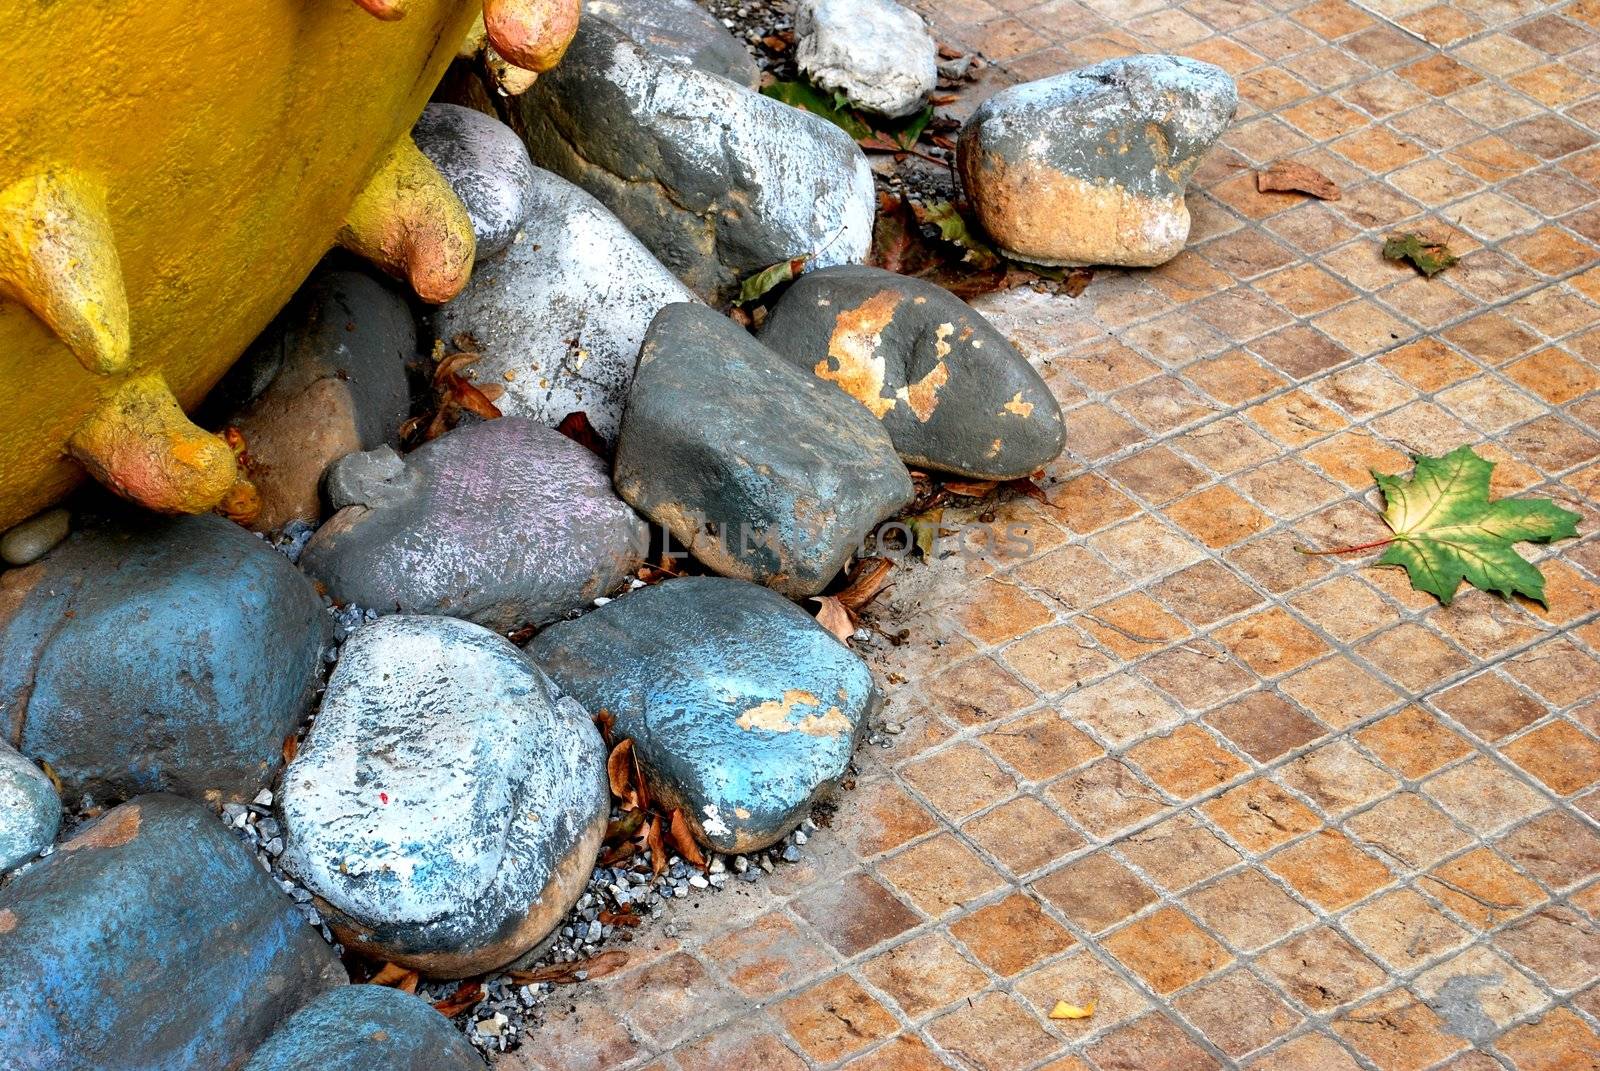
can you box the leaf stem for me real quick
[1295,537,1396,556]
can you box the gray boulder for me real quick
[958,55,1237,267]
[616,303,912,597]
[586,0,761,89]
[796,0,937,118]
[433,168,698,441]
[0,514,328,803]
[0,742,59,872]
[760,265,1065,479]
[300,418,647,632]
[0,795,345,1071]
[509,18,876,306]
[413,104,536,262]
[218,271,415,532]
[278,615,609,978]
[530,577,876,852]
[244,986,482,1071]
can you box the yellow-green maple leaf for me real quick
[1371,445,1579,606]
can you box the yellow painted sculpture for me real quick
[0,0,577,531]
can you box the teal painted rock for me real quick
[279,615,609,977]
[0,741,59,872]
[529,577,878,852]
[615,303,912,597]
[0,514,328,803]
[958,55,1236,267]
[759,265,1065,479]
[0,795,345,1071]
[243,985,481,1071]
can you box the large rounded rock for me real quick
[433,168,698,441]
[530,577,877,852]
[958,56,1237,267]
[616,303,913,597]
[0,795,345,1071]
[243,985,482,1071]
[796,0,936,118]
[413,104,536,263]
[0,515,328,803]
[279,615,609,978]
[509,18,875,306]
[586,0,761,89]
[219,271,415,532]
[300,418,647,631]
[760,265,1065,478]
[0,741,59,872]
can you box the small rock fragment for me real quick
[0,507,69,566]
[413,104,537,262]
[958,55,1237,267]
[795,0,937,118]
[530,577,877,852]
[615,303,912,597]
[0,742,59,872]
[243,985,483,1071]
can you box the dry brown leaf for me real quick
[281,733,299,765]
[943,479,999,498]
[432,981,483,1018]
[1049,999,1095,1020]
[1004,475,1050,504]
[607,739,637,809]
[646,815,667,878]
[1257,161,1340,200]
[367,962,420,994]
[668,809,709,869]
[593,709,616,747]
[811,595,857,643]
[507,950,631,986]
[835,557,894,613]
[556,411,607,458]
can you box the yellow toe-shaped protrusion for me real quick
[68,374,251,516]
[337,135,476,304]
[0,171,130,376]
[483,0,581,73]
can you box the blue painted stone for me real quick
[528,576,878,852]
[299,418,647,632]
[0,741,59,873]
[0,795,345,1071]
[0,514,328,803]
[615,303,913,598]
[243,985,481,1071]
[279,615,609,977]
[759,265,1066,479]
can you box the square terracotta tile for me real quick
[1419,847,1546,929]
[1047,758,1168,837]
[904,744,1019,822]
[1494,905,1600,991]
[980,709,1104,782]
[774,974,899,1064]
[1344,889,1472,971]
[1000,625,1114,695]
[1333,989,1469,1071]
[706,911,838,999]
[1057,674,1185,747]
[1203,779,1321,854]
[791,873,922,958]
[927,992,1062,1071]
[1279,658,1403,729]
[877,834,1006,918]
[1045,473,1140,535]
[1032,852,1158,934]
[1502,719,1600,796]
[1245,1033,1364,1071]
[1167,485,1274,549]
[1127,724,1251,799]
[1152,561,1266,626]
[1495,1008,1600,1071]
[840,1036,951,1071]
[1216,608,1332,678]
[1013,545,1128,612]
[830,780,939,859]
[860,933,988,1020]
[1432,672,1549,742]
[1185,868,1316,952]
[962,795,1082,877]
[1207,690,1327,762]
[950,893,1075,977]
[1078,592,1191,659]
[1085,1012,1223,1071]
[610,952,742,1048]
[1496,810,1600,892]
[1354,624,1474,693]
[1423,756,1548,835]
[1280,741,1400,816]
[1266,829,1394,910]
[924,657,1038,728]
[1103,907,1233,994]
[1015,950,1151,1040]
[1142,639,1259,710]
[957,580,1056,645]
[1174,969,1304,1058]
[1259,928,1389,1012]
[673,1026,806,1071]
[1343,793,1472,871]
[1356,706,1475,779]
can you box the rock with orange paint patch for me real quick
[958,56,1236,267]
[529,576,877,852]
[0,741,58,872]
[278,615,609,978]
[0,795,345,1070]
[759,266,1065,478]
[615,302,913,597]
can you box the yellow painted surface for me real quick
[0,0,484,529]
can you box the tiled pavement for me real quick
[510,1,1600,1068]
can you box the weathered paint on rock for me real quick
[279,615,608,978]
[795,0,937,118]
[0,514,328,803]
[585,0,761,89]
[433,167,699,441]
[0,795,345,1070]
[529,577,877,852]
[615,303,913,597]
[759,265,1065,479]
[243,985,483,1071]
[0,741,59,873]
[958,56,1237,267]
[509,18,876,306]
[300,418,647,631]
[217,271,415,532]
[414,104,538,262]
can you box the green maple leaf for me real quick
[1368,446,1579,606]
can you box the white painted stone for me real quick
[413,104,536,262]
[0,741,60,872]
[796,0,937,119]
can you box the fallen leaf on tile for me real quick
[1050,1000,1096,1019]
[811,595,857,643]
[1257,161,1340,200]
[1382,232,1458,277]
